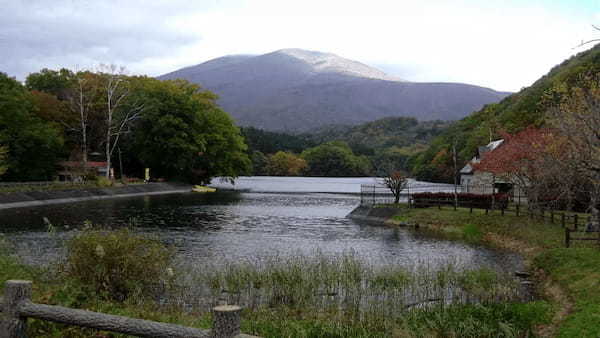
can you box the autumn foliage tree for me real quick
[548,74,600,211]
[266,151,307,176]
[472,126,570,208]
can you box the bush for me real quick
[65,228,174,301]
[94,176,113,188]
[412,192,509,209]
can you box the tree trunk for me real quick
[106,96,112,179]
[79,80,88,165]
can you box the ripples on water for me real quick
[0,177,522,275]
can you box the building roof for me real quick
[460,139,504,175]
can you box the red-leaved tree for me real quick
[472,126,574,209]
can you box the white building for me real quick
[460,139,504,194]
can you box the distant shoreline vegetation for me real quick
[241,117,450,178]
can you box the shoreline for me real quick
[0,183,192,210]
[352,204,579,337]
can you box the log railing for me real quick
[0,280,257,338]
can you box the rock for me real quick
[515,271,531,278]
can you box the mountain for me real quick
[410,43,600,183]
[159,48,510,132]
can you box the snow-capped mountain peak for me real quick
[274,48,404,81]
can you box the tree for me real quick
[97,65,145,178]
[266,151,307,176]
[26,68,75,100]
[129,77,250,183]
[383,171,408,204]
[27,69,103,164]
[0,145,7,177]
[65,72,99,164]
[472,126,568,208]
[301,141,371,177]
[250,151,269,175]
[548,74,600,211]
[0,73,64,180]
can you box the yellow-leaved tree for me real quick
[548,74,600,212]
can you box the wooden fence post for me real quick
[372,185,375,205]
[2,280,32,338]
[212,305,241,338]
[561,213,566,228]
[565,228,570,248]
[574,214,578,231]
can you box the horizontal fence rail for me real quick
[360,183,465,206]
[1,280,257,338]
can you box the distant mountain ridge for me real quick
[159,49,510,132]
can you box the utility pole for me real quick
[453,139,458,209]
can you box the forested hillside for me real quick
[411,43,600,182]
[242,117,449,176]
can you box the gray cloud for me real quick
[0,0,207,80]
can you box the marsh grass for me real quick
[166,252,530,321]
[0,227,550,337]
[159,252,546,337]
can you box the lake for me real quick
[0,176,522,273]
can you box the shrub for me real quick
[94,176,113,188]
[64,228,174,301]
[412,192,509,209]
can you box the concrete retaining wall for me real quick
[347,205,403,224]
[0,183,192,210]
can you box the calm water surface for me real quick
[0,177,522,272]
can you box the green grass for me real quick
[534,248,600,337]
[386,205,600,336]
[391,206,569,248]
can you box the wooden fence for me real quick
[0,280,257,338]
[362,183,596,248]
[408,197,599,248]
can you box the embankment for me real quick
[0,183,192,210]
[352,204,600,337]
[347,205,402,224]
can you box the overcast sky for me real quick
[1,0,598,92]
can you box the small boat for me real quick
[192,185,217,193]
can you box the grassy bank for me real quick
[389,206,600,337]
[0,227,551,337]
